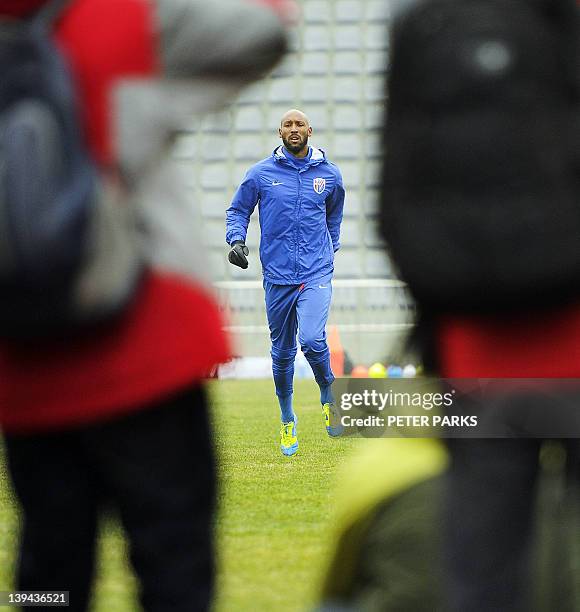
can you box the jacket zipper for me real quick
[295,169,301,278]
[281,153,320,281]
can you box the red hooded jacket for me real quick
[0,0,287,432]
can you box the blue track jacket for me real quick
[226,146,345,285]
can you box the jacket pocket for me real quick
[260,233,295,278]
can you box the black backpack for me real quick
[0,0,142,339]
[379,0,580,314]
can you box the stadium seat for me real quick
[336,0,364,22]
[334,77,361,102]
[333,25,362,51]
[334,249,362,278]
[366,249,393,278]
[303,1,331,23]
[303,26,331,52]
[268,78,296,103]
[301,52,330,75]
[333,133,362,159]
[339,220,359,247]
[364,219,385,248]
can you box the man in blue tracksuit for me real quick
[226,109,345,456]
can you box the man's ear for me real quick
[279,128,283,138]
[308,126,313,136]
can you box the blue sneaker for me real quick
[280,417,298,456]
[322,402,343,437]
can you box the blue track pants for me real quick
[264,272,335,400]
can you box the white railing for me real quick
[214,279,408,290]
[213,278,416,363]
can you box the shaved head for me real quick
[279,109,312,157]
[280,109,310,128]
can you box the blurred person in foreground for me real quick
[379,0,580,611]
[225,109,345,456]
[0,0,290,610]
[315,440,578,612]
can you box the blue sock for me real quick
[278,395,295,423]
[320,384,334,405]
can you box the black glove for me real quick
[228,241,249,269]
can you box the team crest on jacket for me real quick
[313,177,326,194]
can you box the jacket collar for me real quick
[273,145,325,166]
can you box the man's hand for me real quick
[228,241,249,269]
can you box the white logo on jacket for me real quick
[313,177,326,194]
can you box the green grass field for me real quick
[0,379,360,611]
